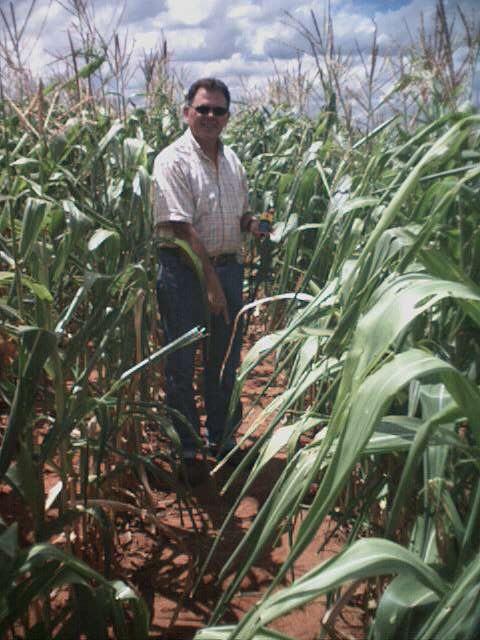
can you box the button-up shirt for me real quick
[152,128,249,257]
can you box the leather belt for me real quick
[159,247,237,268]
[209,253,237,267]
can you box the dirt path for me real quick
[123,326,365,640]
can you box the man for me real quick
[152,78,262,476]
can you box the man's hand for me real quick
[248,217,269,240]
[169,221,230,324]
[206,275,230,324]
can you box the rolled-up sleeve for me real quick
[152,158,194,226]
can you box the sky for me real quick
[1,0,479,107]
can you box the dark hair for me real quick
[185,78,230,110]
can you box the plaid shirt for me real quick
[152,128,249,257]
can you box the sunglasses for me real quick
[191,104,229,116]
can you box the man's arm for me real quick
[169,221,230,324]
[152,158,230,323]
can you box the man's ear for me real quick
[182,105,190,122]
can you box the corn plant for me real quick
[0,79,203,637]
[197,107,480,639]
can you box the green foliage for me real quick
[0,523,149,639]
[0,93,190,637]
[196,107,480,639]
[1,66,480,639]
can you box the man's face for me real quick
[183,88,229,146]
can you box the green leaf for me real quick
[44,55,106,95]
[123,137,152,170]
[386,402,461,535]
[416,553,480,640]
[87,228,120,253]
[374,574,439,640]
[0,538,147,639]
[0,328,57,477]
[97,121,124,154]
[0,271,53,302]
[10,157,39,167]
[196,628,295,640]
[0,523,18,559]
[26,278,53,302]
[214,349,477,617]
[233,538,448,639]
[337,274,480,408]
[19,198,48,260]
[289,350,480,579]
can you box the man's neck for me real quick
[191,132,219,164]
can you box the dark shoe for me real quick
[180,458,209,486]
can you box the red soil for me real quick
[0,322,365,640]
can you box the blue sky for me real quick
[358,1,413,9]
[3,0,479,105]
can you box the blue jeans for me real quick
[156,250,244,456]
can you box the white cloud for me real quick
[3,0,478,106]
[226,4,262,20]
[165,0,219,26]
[130,29,167,52]
[250,24,278,57]
[166,28,207,54]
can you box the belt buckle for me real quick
[210,253,237,267]
[211,254,225,266]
